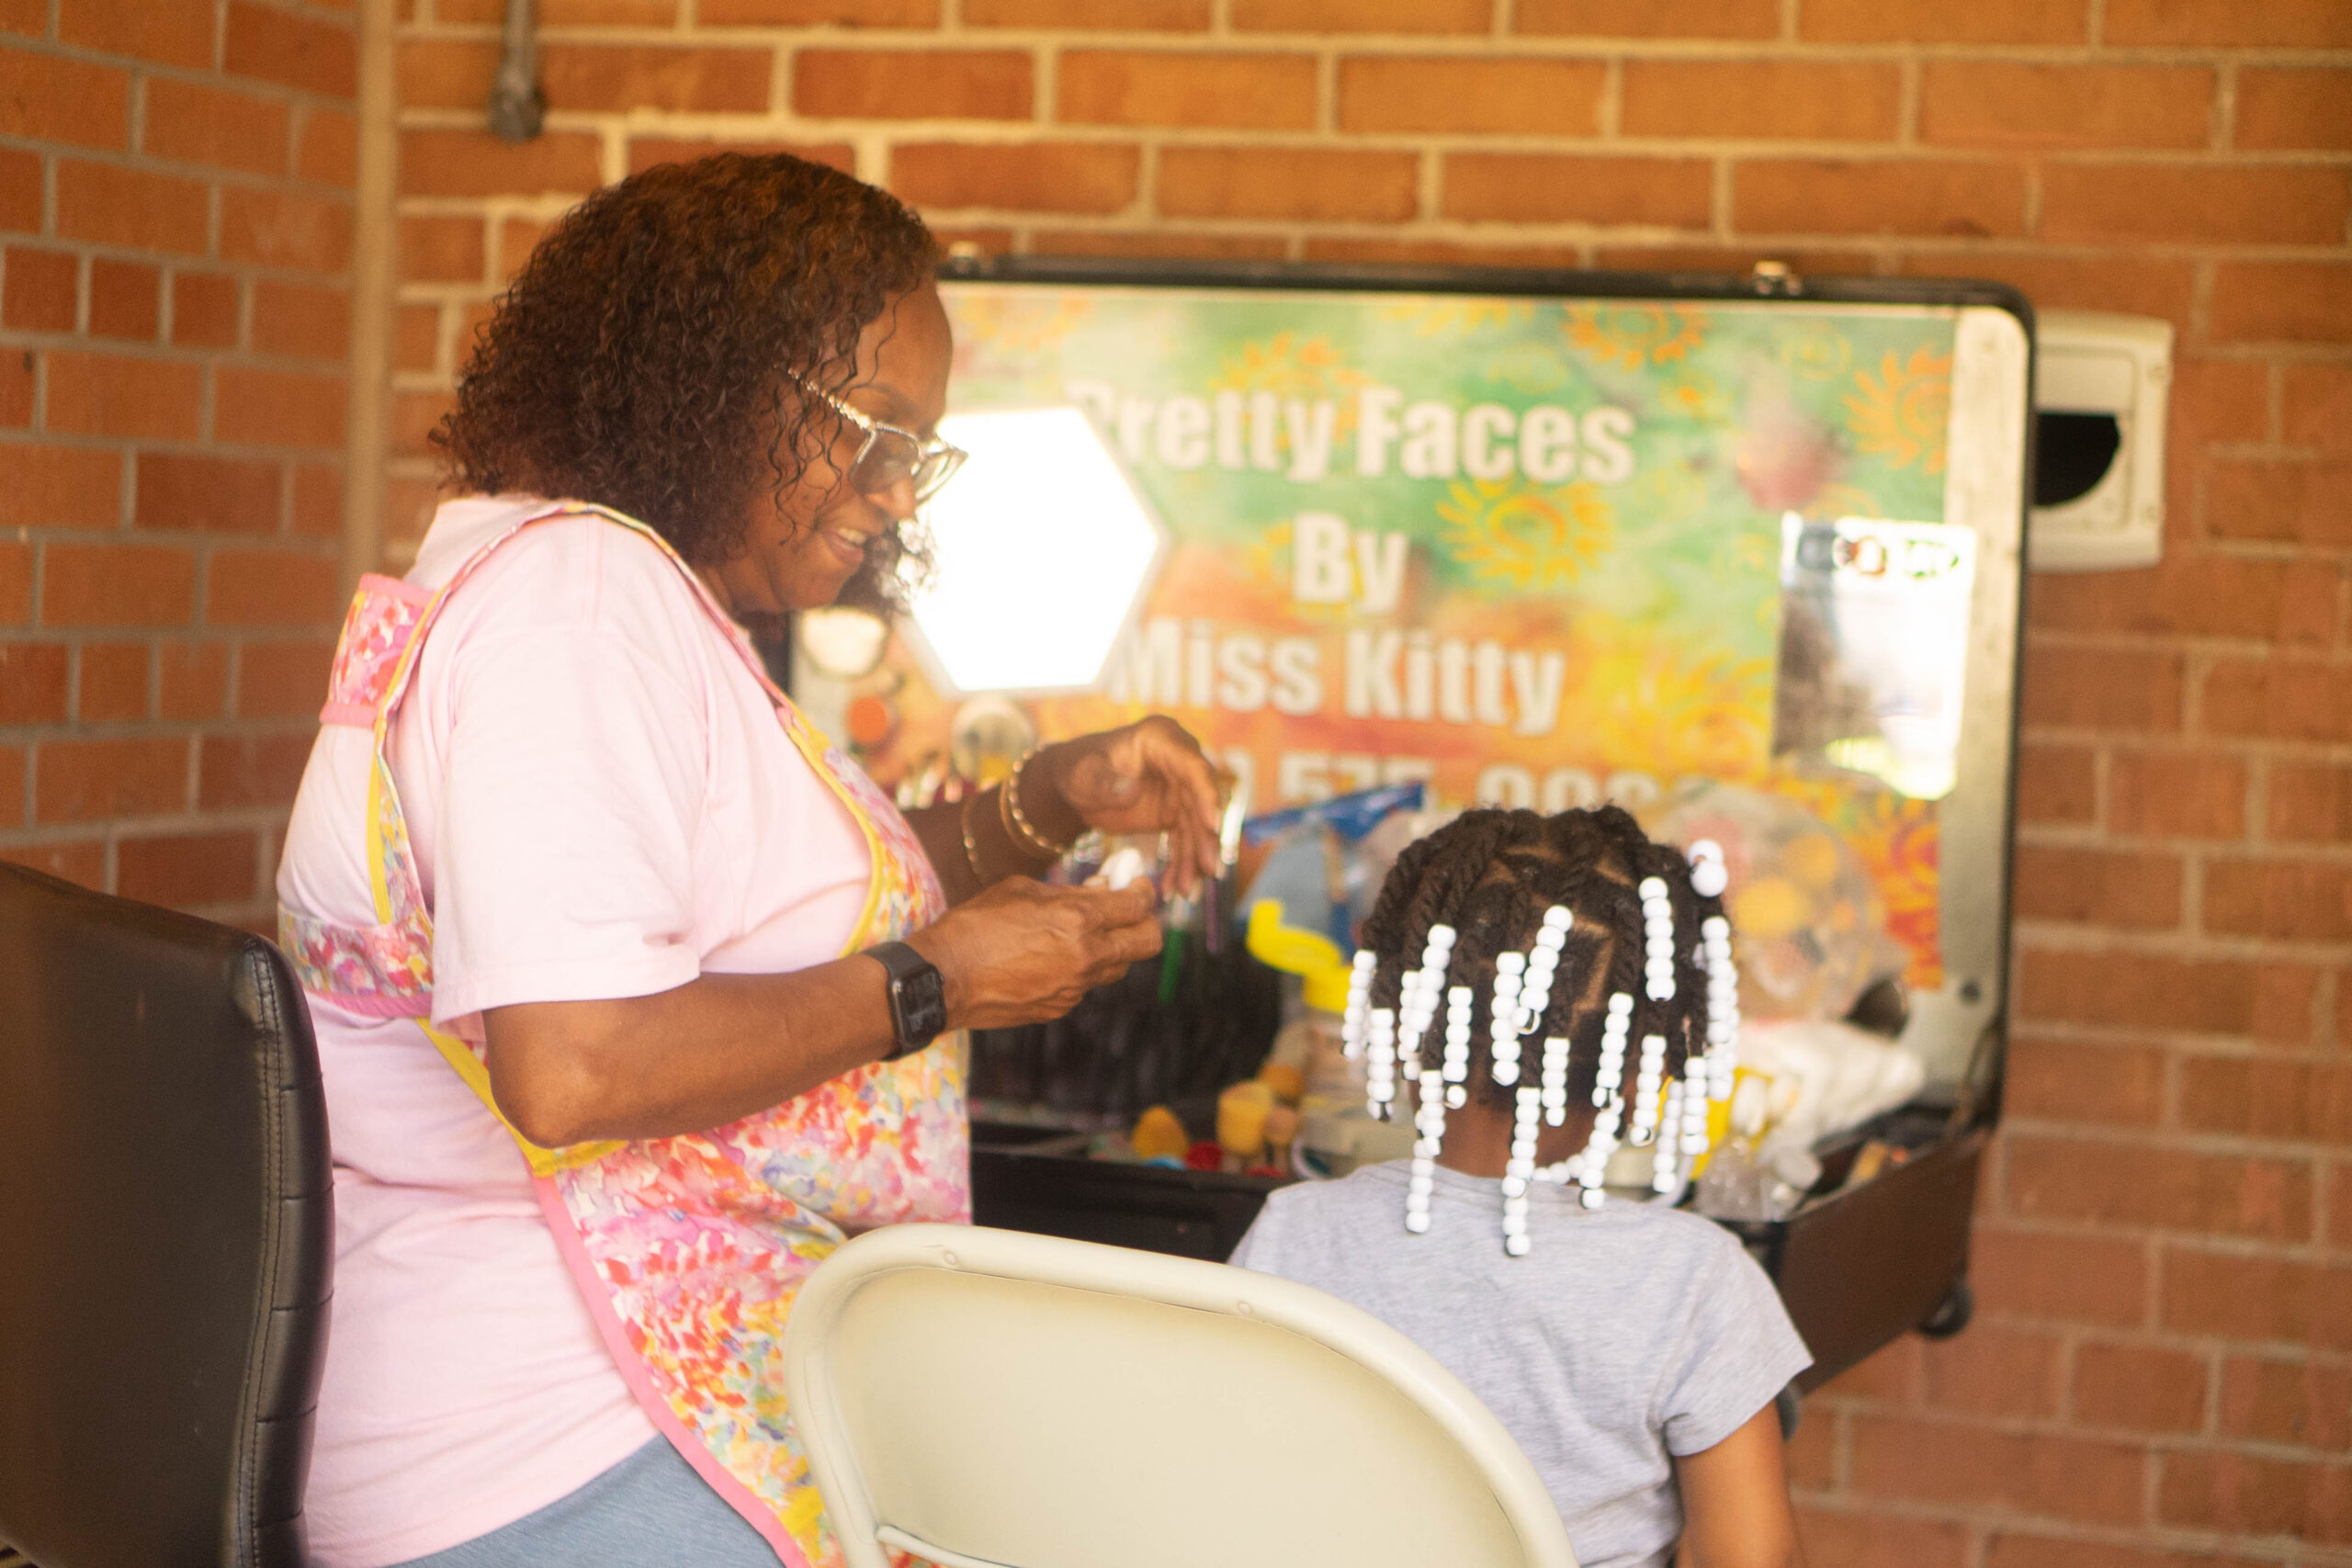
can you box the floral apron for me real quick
[278,502,968,1567]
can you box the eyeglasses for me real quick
[802,380,967,504]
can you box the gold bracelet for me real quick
[1003,748,1073,858]
[959,790,990,886]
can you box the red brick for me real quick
[2015,744,2096,826]
[1062,51,1315,131]
[1795,1508,1970,1568]
[3,247,76,332]
[0,541,28,624]
[398,215,485,285]
[173,273,241,349]
[381,473,443,549]
[2335,1163,2352,1249]
[965,0,1198,20]
[1921,64,2211,151]
[2208,457,2352,549]
[221,187,352,273]
[2006,1038,2165,1128]
[41,542,195,627]
[225,1,355,97]
[1901,253,2196,333]
[1801,0,2085,39]
[143,77,288,176]
[2159,1450,2352,1542]
[2018,949,2264,1036]
[198,731,315,810]
[390,389,453,459]
[797,51,1029,120]
[44,352,198,441]
[1232,0,1486,28]
[2107,751,2245,839]
[0,146,35,233]
[2204,659,2352,744]
[0,641,68,721]
[698,0,933,19]
[438,0,677,18]
[2162,1246,2352,1348]
[2268,761,2352,843]
[1848,1415,2146,1524]
[2074,1341,2209,1433]
[1517,0,1775,37]
[2019,645,2183,734]
[399,130,604,198]
[0,839,105,889]
[2237,68,2352,152]
[216,367,345,450]
[625,139,854,176]
[0,47,128,150]
[2251,964,2322,1048]
[1443,154,1711,226]
[253,279,347,362]
[1308,236,1586,267]
[0,444,119,530]
[32,735,187,822]
[2286,364,2352,455]
[1736,160,2026,239]
[2221,1356,2352,1450]
[0,0,33,34]
[2205,859,2352,944]
[87,258,158,342]
[2211,264,2352,346]
[891,141,1138,214]
[117,830,257,909]
[1820,1334,1922,1402]
[543,44,772,115]
[1160,147,1417,221]
[0,744,19,828]
[208,547,338,626]
[1337,57,1601,137]
[158,640,228,720]
[1032,228,1290,260]
[0,350,28,429]
[2179,1056,2352,1144]
[1984,1537,2268,1568]
[2109,0,2352,46]
[56,161,209,254]
[394,38,495,110]
[2046,164,2347,247]
[290,463,338,538]
[394,304,438,373]
[136,453,279,535]
[2012,845,2181,930]
[2032,553,2329,644]
[59,0,213,67]
[74,640,145,721]
[2007,1135,2312,1242]
[1919,1325,2064,1416]
[236,637,334,717]
[1627,61,1898,141]
[497,217,548,282]
[297,107,354,185]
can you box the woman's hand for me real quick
[906,876,1163,1031]
[1031,716,1225,896]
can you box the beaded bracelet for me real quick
[1002,748,1076,859]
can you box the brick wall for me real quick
[416,0,2345,1561]
[0,0,355,928]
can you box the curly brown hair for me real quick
[434,152,941,607]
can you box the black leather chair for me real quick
[0,863,331,1567]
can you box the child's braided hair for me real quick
[1358,806,1727,1112]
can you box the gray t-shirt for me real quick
[1227,1161,1810,1568]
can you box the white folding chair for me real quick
[783,1224,1579,1568]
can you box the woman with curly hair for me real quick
[275,153,1220,1568]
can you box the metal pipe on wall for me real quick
[341,0,397,592]
[488,0,545,142]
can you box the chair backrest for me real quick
[784,1224,1578,1568]
[0,864,332,1568]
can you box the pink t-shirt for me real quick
[277,496,876,1567]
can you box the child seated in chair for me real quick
[1228,806,1808,1568]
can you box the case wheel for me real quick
[1917,1277,1973,1340]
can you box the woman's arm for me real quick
[482,877,1162,1145]
[1673,1404,1804,1568]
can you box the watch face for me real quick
[899,967,948,1046]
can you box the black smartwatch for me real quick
[866,941,947,1060]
